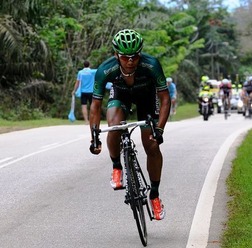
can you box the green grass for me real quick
[221,130,252,247]
[170,103,199,121]
[0,118,84,133]
[0,103,199,133]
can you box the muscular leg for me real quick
[81,104,89,124]
[228,95,231,110]
[141,128,163,199]
[171,98,176,114]
[141,128,162,182]
[106,106,126,189]
[106,106,125,159]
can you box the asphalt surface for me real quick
[0,111,252,248]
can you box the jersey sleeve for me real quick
[150,57,167,92]
[92,67,107,100]
[92,57,119,100]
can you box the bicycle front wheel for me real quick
[125,150,147,247]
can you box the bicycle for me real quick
[245,94,252,118]
[91,115,157,247]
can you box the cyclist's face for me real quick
[116,53,141,72]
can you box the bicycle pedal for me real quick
[113,186,125,191]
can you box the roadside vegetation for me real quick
[2,0,252,121]
[0,103,199,133]
[0,118,83,134]
[221,130,252,247]
[169,103,199,121]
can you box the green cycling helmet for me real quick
[112,29,143,55]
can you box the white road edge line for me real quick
[0,137,84,170]
[40,143,60,149]
[186,125,252,248]
[0,157,13,163]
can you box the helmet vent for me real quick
[112,29,143,55]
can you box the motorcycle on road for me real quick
[199,93,213,121]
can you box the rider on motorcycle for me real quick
[198,84,214,115]
[200,75,210,87]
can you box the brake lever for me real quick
[146,114,157,139]
[91,124,100,148]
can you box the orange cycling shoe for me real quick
[150,197,166,220]
[110,168,123,189]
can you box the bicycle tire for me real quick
[134,157,154,221]
[125,149,147,247]
[224,99,228,120]
[248,99,252,118]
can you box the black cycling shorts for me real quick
[81,93,93,105]
[107,84,161,121]
[223,91,230,98]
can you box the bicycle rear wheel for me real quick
[248,100,252,118]
[224,99,228,119]
[125,150,147,247]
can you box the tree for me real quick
[0,0,242,118]
[233,2,252,79]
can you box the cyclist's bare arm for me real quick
[89,98,103,154]
[90,98,102,129]
[157,90,170,128]
[72,79,80,95]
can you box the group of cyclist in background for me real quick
[198,74,252,117]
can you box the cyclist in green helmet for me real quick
[89,29,171,220]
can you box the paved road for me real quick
[0,112,251,248]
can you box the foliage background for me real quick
[0,0,251,121]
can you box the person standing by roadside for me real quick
[166,77,177,115]
[72,61,96,124]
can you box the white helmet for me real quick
[222,78,229,84]
[166,77,172,82]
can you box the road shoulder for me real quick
[207,132,246,247]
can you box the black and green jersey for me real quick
[93,52,167,100]
[93,52,168,120]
